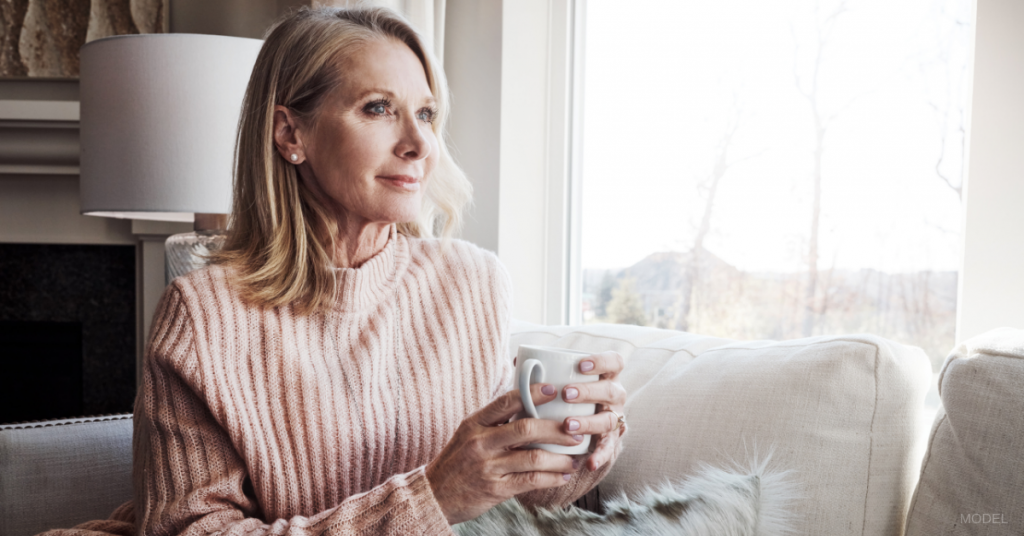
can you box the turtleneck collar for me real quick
[330,224,407,312]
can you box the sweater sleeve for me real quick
[485,259,625,511]
[135,285,452,536]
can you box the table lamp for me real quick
[79,34,263,284]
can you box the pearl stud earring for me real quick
[290,154,298,162]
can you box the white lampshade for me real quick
[79,34,263,221]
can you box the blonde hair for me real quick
[211,6,471,315]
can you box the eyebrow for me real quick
[352,87,436,106]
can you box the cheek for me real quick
[342,130,388,171]
[326,141,385,199]
[425,135,441,174]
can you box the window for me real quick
[574,0,973,394]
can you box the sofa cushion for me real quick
[0,414,133,536]
[510,321,932,536]
[905,328,1024,535]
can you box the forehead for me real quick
[335,38,432,102]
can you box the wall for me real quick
[170,0,304,38]
[445,0,502,253]
[957,0,1024,341]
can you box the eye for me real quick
[417,107,437,124]
[364,98,392,117]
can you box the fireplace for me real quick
[0,243,136,423]
[0,320,82,422]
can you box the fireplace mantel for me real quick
[0,79,80,176]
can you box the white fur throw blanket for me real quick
[453,461,799,536]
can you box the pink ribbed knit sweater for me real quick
[89,229,612,536]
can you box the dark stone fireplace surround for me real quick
[0,244,136,423]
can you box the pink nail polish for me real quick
[565,387,579,400]
[541,384,555,395]
[580,360,595,372]
[567,419,580,431]
[573,434,583,442]
[563,473,572,481]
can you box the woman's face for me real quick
[294,38,439,227]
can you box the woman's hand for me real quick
[426,384,583,525]
[561,351,627,471]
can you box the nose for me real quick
[394,114,432,161]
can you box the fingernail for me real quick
[541,384,555,396]
[565,387,579,400]
[563,473,572,481]
[572,459,580,470]
[567,419,580,431]
[573,434,584,442]
[580,360,594,372]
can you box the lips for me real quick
[378,175,421,192]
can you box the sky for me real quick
[578,0,972,274]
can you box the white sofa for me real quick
[3,322,1022,535]
[509,321,932,535]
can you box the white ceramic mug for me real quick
[513,345,599,455]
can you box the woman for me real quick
[44,6,625,535]
[123,6,626,535]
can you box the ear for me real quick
[272,105,306,164]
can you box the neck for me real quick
[331,219,392,269]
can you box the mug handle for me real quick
[518,358,545,419]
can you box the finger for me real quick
[506,470,573,494]
[471,384,558,427]
[499,448,578,475]
[563,380,627,406]
[587,433,619,471]
[563,409,622,435]
[577,351,625,378]
[485,415,585,450]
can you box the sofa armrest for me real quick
[0,414,133,536]
[906,328,1024,535]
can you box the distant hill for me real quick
[582,251,958,370]
[584,248,739,326]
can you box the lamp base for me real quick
[165,230,226,285]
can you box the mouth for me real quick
[377,175,421,192]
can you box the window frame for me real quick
[495,0,582,325]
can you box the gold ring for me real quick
[607,409,625,431]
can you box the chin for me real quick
[387,197,424,224]
[378,206,422,226]
[362,189,424,226]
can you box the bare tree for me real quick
[919,0,971,201]
[880,0,969,366]
[814,247,842,326]
[674,93,762,332]
[791,0,851,337]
